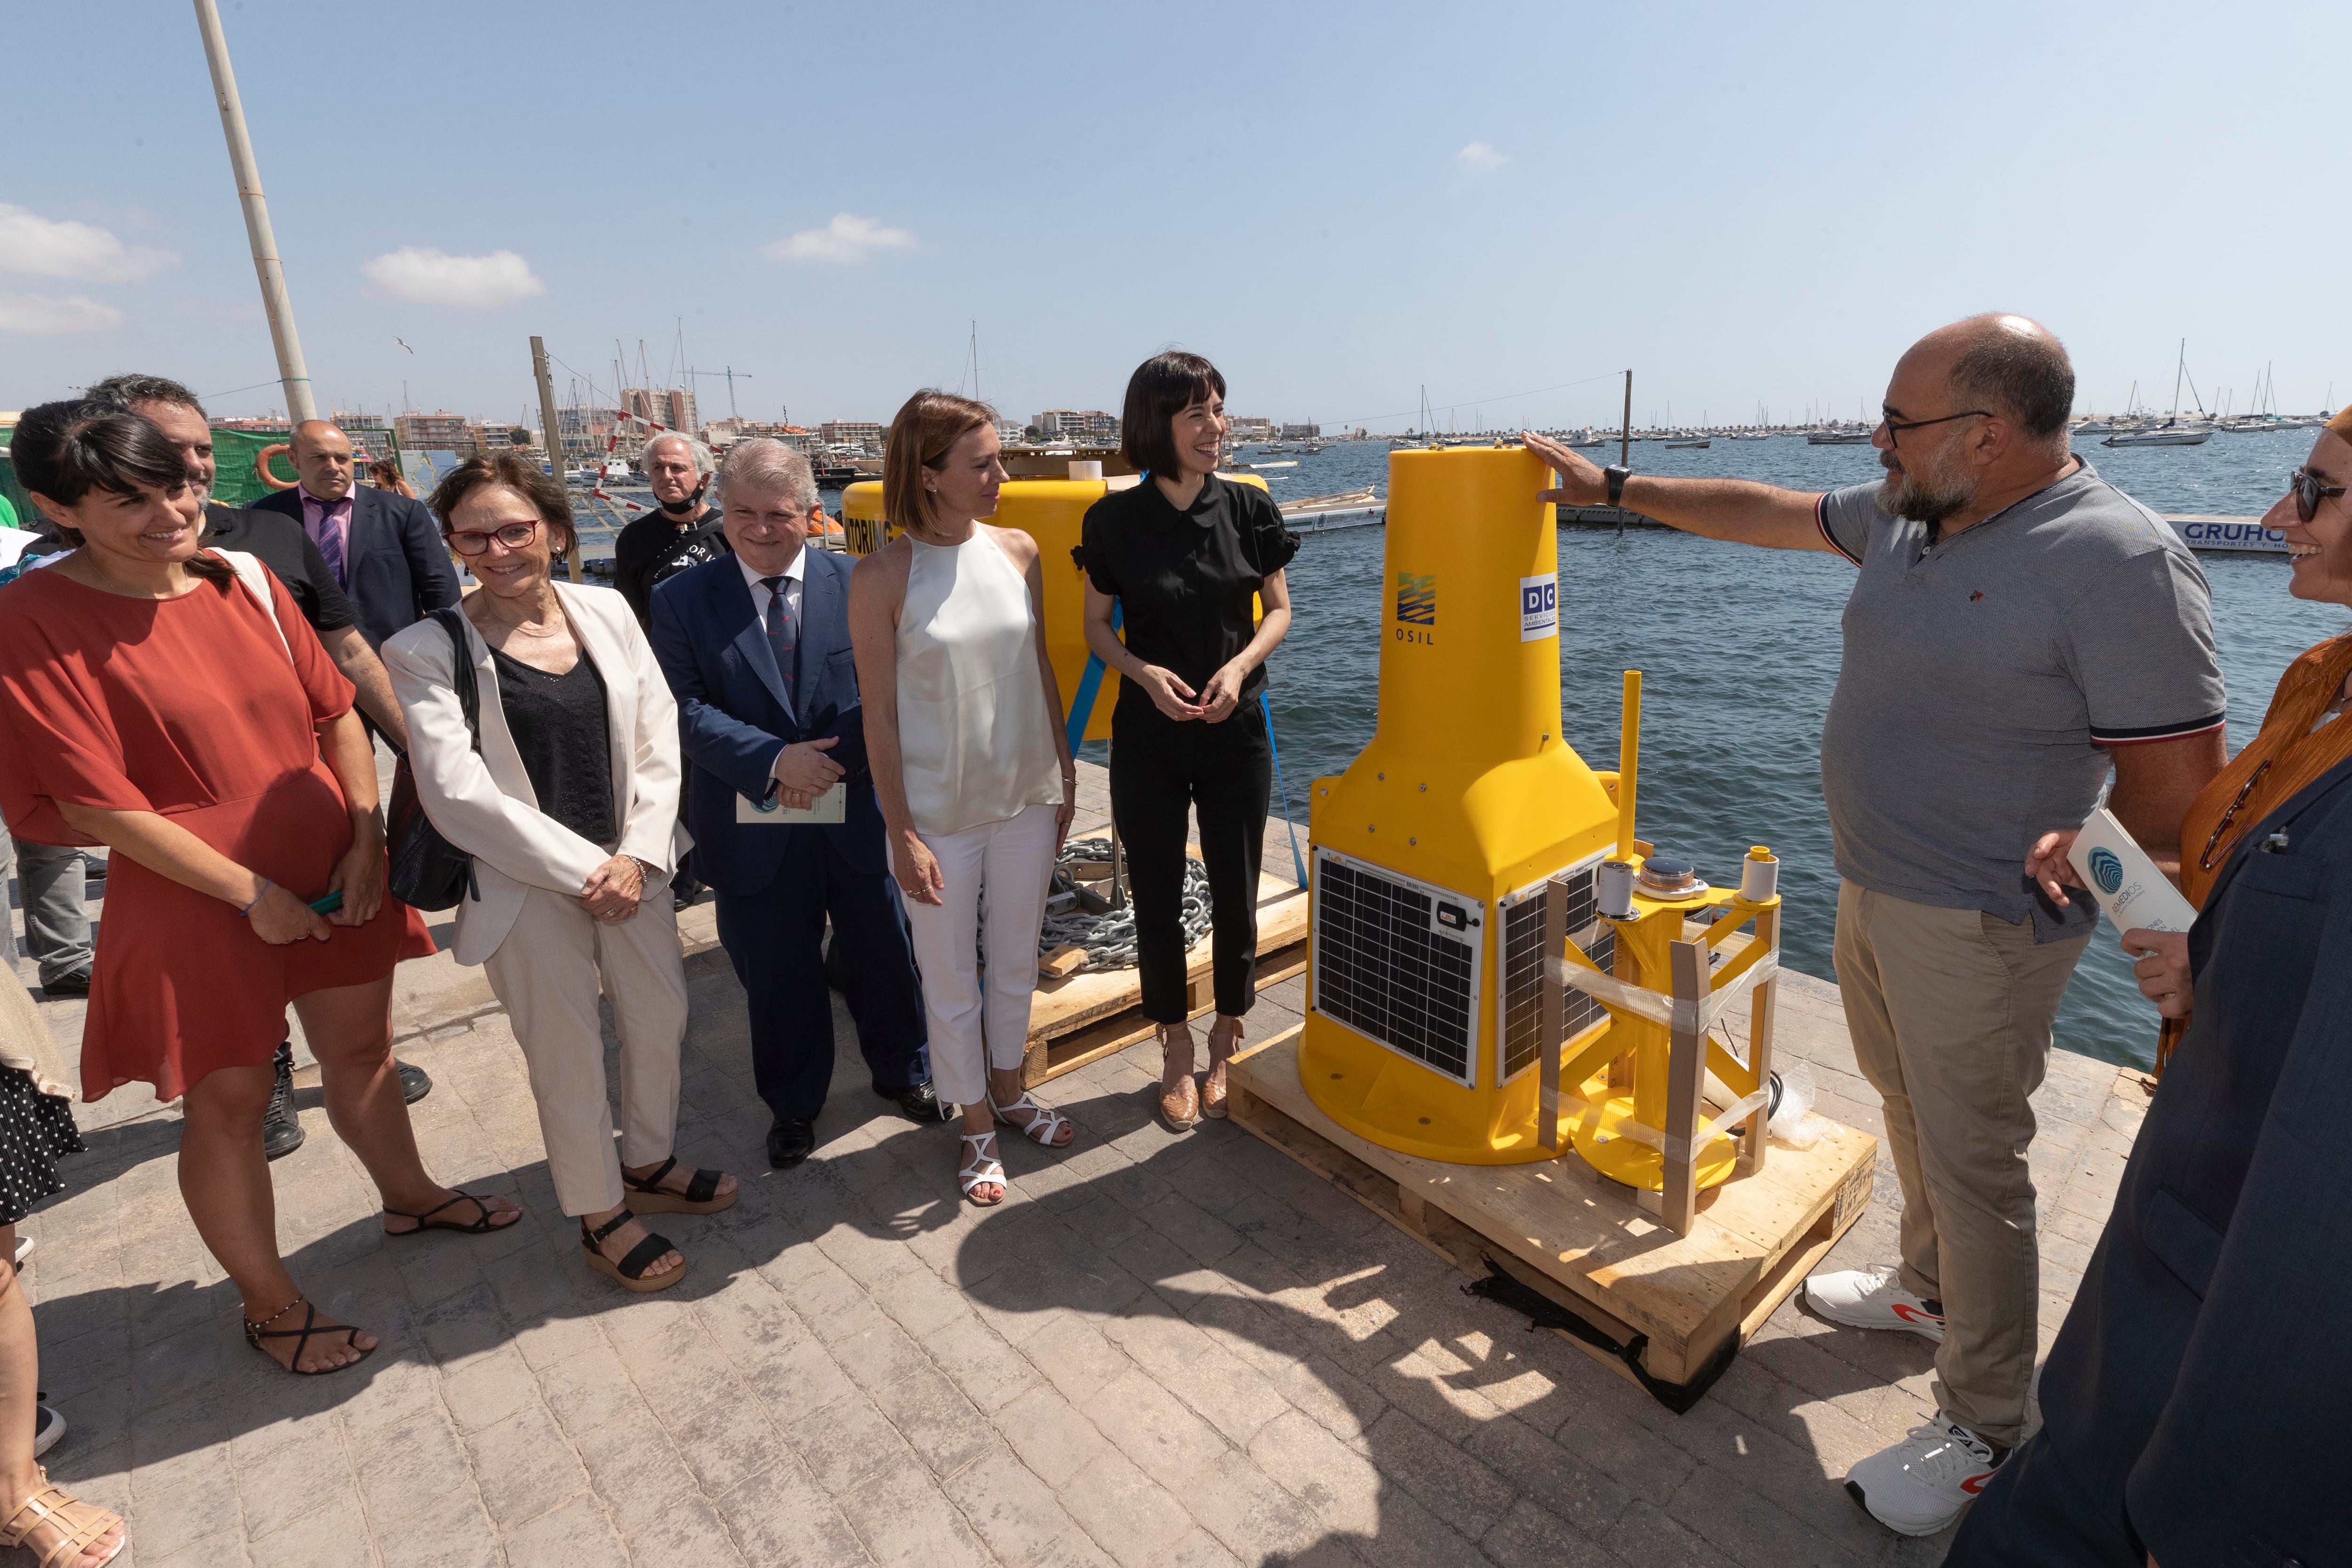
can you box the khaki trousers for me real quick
[483,884,691,1216]
[1832,881,2090,1448]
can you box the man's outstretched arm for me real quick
[1523,431,1837,554]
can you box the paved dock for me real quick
[11,764,2149,1568]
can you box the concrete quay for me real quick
[10,762,2150,1567]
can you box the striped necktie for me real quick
[313,496,346,586]
[761,575,797,700]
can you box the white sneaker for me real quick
[1804,1266,1945,1342]
[1844,1413,2003,1536]
[32,1402,64,1458]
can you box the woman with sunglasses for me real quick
[2028,408,2352,1067]
[384,451,736,1293]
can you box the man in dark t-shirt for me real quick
[614,433,731,627]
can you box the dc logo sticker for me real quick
[1518,573,1557,642]
[2087,847,2124,895]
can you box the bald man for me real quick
[1526,315,2226,1538]
[255,420,459,649]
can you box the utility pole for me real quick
[192,0,315,423]
[531,337,579,583]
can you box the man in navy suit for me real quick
[255,420,461,649]
[649,439,935,1168]
[1947,754,2352,1565]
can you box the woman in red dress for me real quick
[0,404,520,1374]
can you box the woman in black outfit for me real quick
[1081,353,1295,1130]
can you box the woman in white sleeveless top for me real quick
[849,391,1077,1205]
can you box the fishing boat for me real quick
[1806,431,1871,446]
[1664,438,1710,450]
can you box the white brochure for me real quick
[737,784,846,825]
[2065,807,2197,934]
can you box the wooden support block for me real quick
[1069,860,1116,880]
[1039,945,1088,980]
[1738,903,1779,1179]
[1661,939,1709,1235]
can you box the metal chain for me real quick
[1033,837,1213,973]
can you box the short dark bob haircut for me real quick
[427,448,578,558]
[1120,351,1226,478]
[8,400,233,586]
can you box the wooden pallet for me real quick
[1021,871,1309,1085]
[1226,1024,1877,1394]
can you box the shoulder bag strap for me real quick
[214,548,294,662]
[433,605,483,755]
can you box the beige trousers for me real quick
[483,883,691,1216]
[1832,881,2090,1449]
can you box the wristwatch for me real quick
[1603,464,1631,508]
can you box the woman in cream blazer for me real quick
[384,452,735,1293]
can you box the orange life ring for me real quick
[255,443,297,490]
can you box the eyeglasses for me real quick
[2289,467,2347,524]
[1880,408,1991,449]
[444,520,541,555]
[2198,759,2273,872]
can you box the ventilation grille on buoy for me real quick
[1311,849,1483,1086]
[1498,860,1614,1082]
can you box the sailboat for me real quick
[2105,343,2213,447]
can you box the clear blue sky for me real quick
[5,0,2346,432]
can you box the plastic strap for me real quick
[1064,601,1122,753]
[1260,688,1309,887]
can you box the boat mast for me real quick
[2170,339,2185,424]
[192,0,315,423]
[1619,370,1632,466]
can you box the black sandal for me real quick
[582,1210,685,1293]
[621,1156,737,1216]
[383,1190,517,1236]
[243,1294,374,1376]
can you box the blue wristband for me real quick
[238,878,273,918]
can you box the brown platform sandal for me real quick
[1201,1015,1244,1119]
[582,1209,685,1293]
[622,1156,738,1216]
[0,1467,125,1568]
[243,1294,374,1376]
[1157,1023,1199,1132]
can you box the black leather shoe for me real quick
[38,967,90,999]
[264,1051,306,1161]
[395,1060,431,1103]
[874,1080,949,1123]
[767,1119,816,1168]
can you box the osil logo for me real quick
[2087,847,2124,895]
[1394,572,1436,643]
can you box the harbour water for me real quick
[1230,425,2345,1071]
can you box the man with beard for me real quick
[614,433,730,627]
[614,432,730,906]
[85,374,434,1156]
[1523,314,2225,1538]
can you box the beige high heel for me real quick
[1201,1015,1244,1119]
[1157,1023,1200,1131]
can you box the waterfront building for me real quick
[394,410,469,454]
[820,420,884,452]
[1229,416,1275,439]
[1280,421,1321,440]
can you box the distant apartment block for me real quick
[393,411,469,454]
[1280,421,1320,440]
[1228,417,1275,439]
[1031,409,1119,442]
[623,388,698,434]
[819,420,884,451]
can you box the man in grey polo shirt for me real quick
[1524,314,2224,1538]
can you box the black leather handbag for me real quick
[386,607,481,911]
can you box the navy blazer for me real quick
[255,484,461,649]
[1998,755,2352,1566]
[647,547,883,891]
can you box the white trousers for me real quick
[895,803,1059,1107]
[482,883,691,1216]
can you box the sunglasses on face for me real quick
[445,520,542,555]
[2289,467,2347,524]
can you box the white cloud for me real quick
[0,293,125,334]
[1456,142,1509,172]
[763,214,916,264]
[361,247,545,307]
[0,204,175,283]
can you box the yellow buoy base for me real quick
[1567,1088,1740,1192]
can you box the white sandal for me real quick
[959,1130,1006,1206]
[990,1092,1073,1148]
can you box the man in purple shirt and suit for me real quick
[254,421,461,649]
